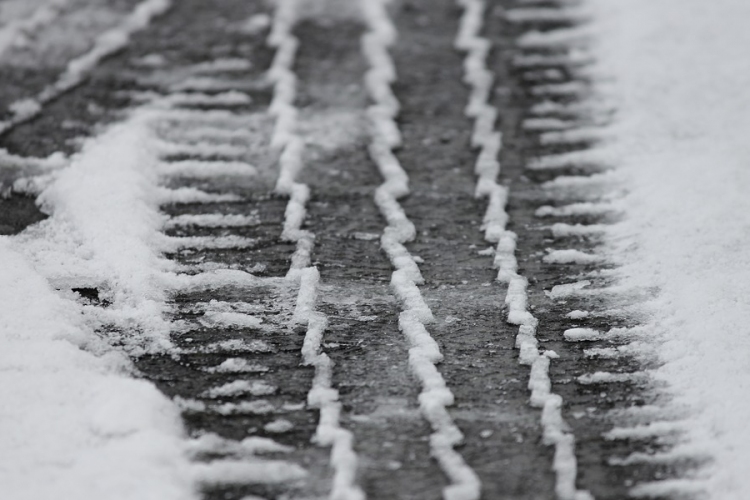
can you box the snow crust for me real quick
[585,0,750,497]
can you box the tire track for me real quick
[361,2,482,499]
[293,13,449,499]
[489,1,688,498]
[266,2,365,498]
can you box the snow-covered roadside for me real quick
[0,242,193,500]
[588,1,750,497]
[12,112,176,350]
[0,111,195,499]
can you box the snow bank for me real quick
[0,240,195,500]
[588,0,750,497]
[13,111,175,351]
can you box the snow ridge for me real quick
[454,2,592,499]
[362,2,481,499]
[267,3,364,499]
[267,0,313,277]
[0,0,172,135]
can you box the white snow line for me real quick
[550,223,606,238]
[539,127,606,146]
[160,126,253,142]
[155,140,247,159]
[527,149,611,171]
[608,445,708,466]
[524,117,578,131]
[512,51,594,69]
[184,339,274,355]
[169,91,252,106]
[202,358,269,374]
[529,99,610,118]
[295,268,365,500]
[267,0,313,278]
[603,421,687,441]
[156,160,257,179]
[543,249,603,265]
[168,269,272,292]
[191,458,307,486]
[535,201,620,218]
[0,0,70,58]
[267,4,364,499]
[576,371,648,385]
[504,7,590,24]
[517,27,592,49]
[186,433,292,457]
[0,148,67,172]
[563,327,639,342]
[187,58,254,74]
[542,172,617,189]
[154,108,259,127]
[161,235,257,251]
[140,91,253,108]
[628,479,707,499]
[582,346,639,359]
[0,0,172,135]
[157,186,242,204]
[170,77,265,93]
[164,213,260,229]
[202,380,276,398]
[455,2,591,499]
[360,2,480,499]
[199,311,264,329]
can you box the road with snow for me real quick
[2,1,749,499]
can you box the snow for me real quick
[586,0,750,497]
[504,7,589,24]
[264,419,295,433]
[0,240,195,500]
[363,1,481,498]
[199,311,264,329]
[193,339,274,354]
[163,235,256,251]
[191,459,307,486]
[535,201,618,218]
[0,0,69,58]
[551,223,605,239]
[0,0,171,134]
[13,111,174,351]
[202,380,277,398]
[158,186,242,204]
[456,2,590,498]
[203,358,269,374]
[164,213,260,229]
[265,4,365,499]
[157,160,257,179]
[604,422,687,442]
[543,249,602,265]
